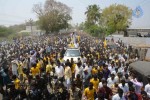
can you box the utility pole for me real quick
[29,18,33,35]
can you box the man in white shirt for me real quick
[108,63,116,74]
[145,77,150,98]
[55,62,64,80]
[74,42,79,48]
[74,62,83,78]
[118,79,129,94]
[11,59,18,76]
[107,74,117,88]
[112,88,126,100]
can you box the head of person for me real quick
[117,72,123,78]
[111,74,115,80]
[102,80,107,88]
[121,79,126,86]
[125,74,129,79]
[77,62,81,67]
[137,76,143,82]
[71,58,74,63]
[76,74,80,79]
[12,75,17,80]
[89,82,93,90]
[118,88,124,98]
[147,76,150,84]
[93,75,98,80]
[57,60,61,67]
[141,91,148,99]
[32,63,37,68]
[128,81,133,88]
[129,86,135,93]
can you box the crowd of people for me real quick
[0,32,150,100]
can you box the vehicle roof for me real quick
[66,48,80,50]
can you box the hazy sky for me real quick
[0,0,150,28]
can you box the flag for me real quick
[103,39,107,48]
[132,6,143,18]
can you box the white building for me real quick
[19,26,44,36]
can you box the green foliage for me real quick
[101,4,132,35]
[0,26,13,37]
[9,24,26,33]
[84,4,101,37]
[83,4,132,37]
[85,25,103,37]
[33,0,72,34]
[85,4,101,25]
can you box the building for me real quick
[127,28,150,37]
[19,26,44,36]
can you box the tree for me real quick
[101,4,132,36]
[0,26,13,37]
[85,5,101,25]
[33,0,72,34]
[84,4,101,37]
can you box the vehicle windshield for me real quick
[64,49,81,57]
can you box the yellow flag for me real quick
[104,39,107,48]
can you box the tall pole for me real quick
[29,18,33,35]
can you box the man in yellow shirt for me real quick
[12,75,20,90]
[30,63,40,78]
[91,65,98,75]
[90,75,99,91]
[84,82,96,100]
[64,64,72,90]
[46,61,52,74]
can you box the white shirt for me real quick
[98,82,103,89]
[11,60,18,71]
[118,83,129,93]
[75,65,83,78]
[74,43,79,48]
[117,67,124,73]
[108,66,116,73]
[144,83,150,98]
[85,65,92,75]
[112,94,126,100]
[107,77,117,88]
[55,66,64,78]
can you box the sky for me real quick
[0,0,150,28]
